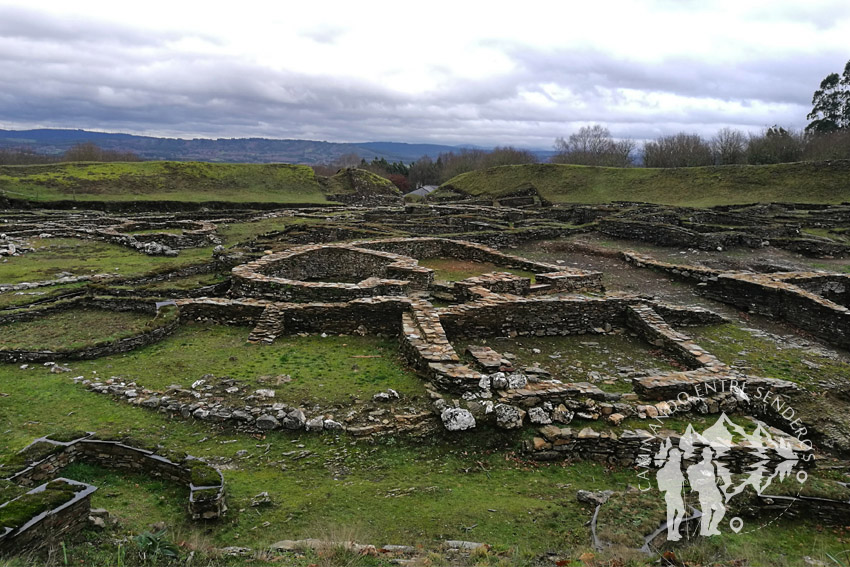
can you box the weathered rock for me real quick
[256,415,280,430]
[282,409,306,429]
[528,407,552,425]
[576,489,614,506]
[305,416,324,432]
[440,407,476,431]
[494,404,525,429]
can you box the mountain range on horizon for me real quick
[0,128,557,165]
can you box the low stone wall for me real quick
[114,220,219,250]
[179,296,411,341]
[0,298,179,363]
[231,244,429,302]
[625,304,725,371]
[439,295,631,339]
[353,237,563,274]
[523,424,814,471]
[1,434,225,537]
[622,251,850,351]
[704,273,850,350]
[0,478,96,556]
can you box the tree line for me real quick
[0,142,141,165]
[552,124,850,168]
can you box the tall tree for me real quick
[806,60,850,134]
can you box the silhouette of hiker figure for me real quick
[687,447,725,536]
[656,445,686,541]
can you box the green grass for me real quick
[0,237,214,284]
[0,282,88,309]
[66,324,427,407]
[1,334,848,564]
[0,359,623,556]
[0,161,330,204]
[417,258,537,283]
[687,324,850,387]
[0,308,154,351]
[595,489,667,548]
[765,472,850,501]
[435,161,850,206]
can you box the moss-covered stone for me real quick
[0,480,84,530]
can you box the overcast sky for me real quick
[0,0,848,148]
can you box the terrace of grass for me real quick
[0,161,330,204]
[0,237,215,285]
[0,308,154,351]
[435,160,850,206]
[67,324,426,407]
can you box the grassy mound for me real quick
[0,161,328,204]
[435,161,850,206]
[322,168,401,198]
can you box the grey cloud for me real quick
[0,7,839,149]
[0,5,182,46]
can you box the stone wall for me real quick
[439,295,630,339]
[704,273,850,350]
[0,299,179,363]
[522,424,813,471]
[622,251,850,351]
[0,478,96,556]
[354,237,562,274]
[231,244,430,302]
[1,434,226,543]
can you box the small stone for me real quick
[528,407,552,425]
[251,492,272,507]
[256,415,280,430]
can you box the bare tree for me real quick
[643,133,713,168]
[711,128,747,165]
[552,125,634,167]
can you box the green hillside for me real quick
[435,161,850,206]
[0,161,329,204]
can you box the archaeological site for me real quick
[2,165,850,567]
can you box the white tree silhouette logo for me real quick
[654,413,805,540]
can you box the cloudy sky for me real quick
[0,0,848,148]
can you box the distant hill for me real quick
[0,129,556,165]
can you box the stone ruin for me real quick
[4,201,850,556]
[0,433,225,555]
